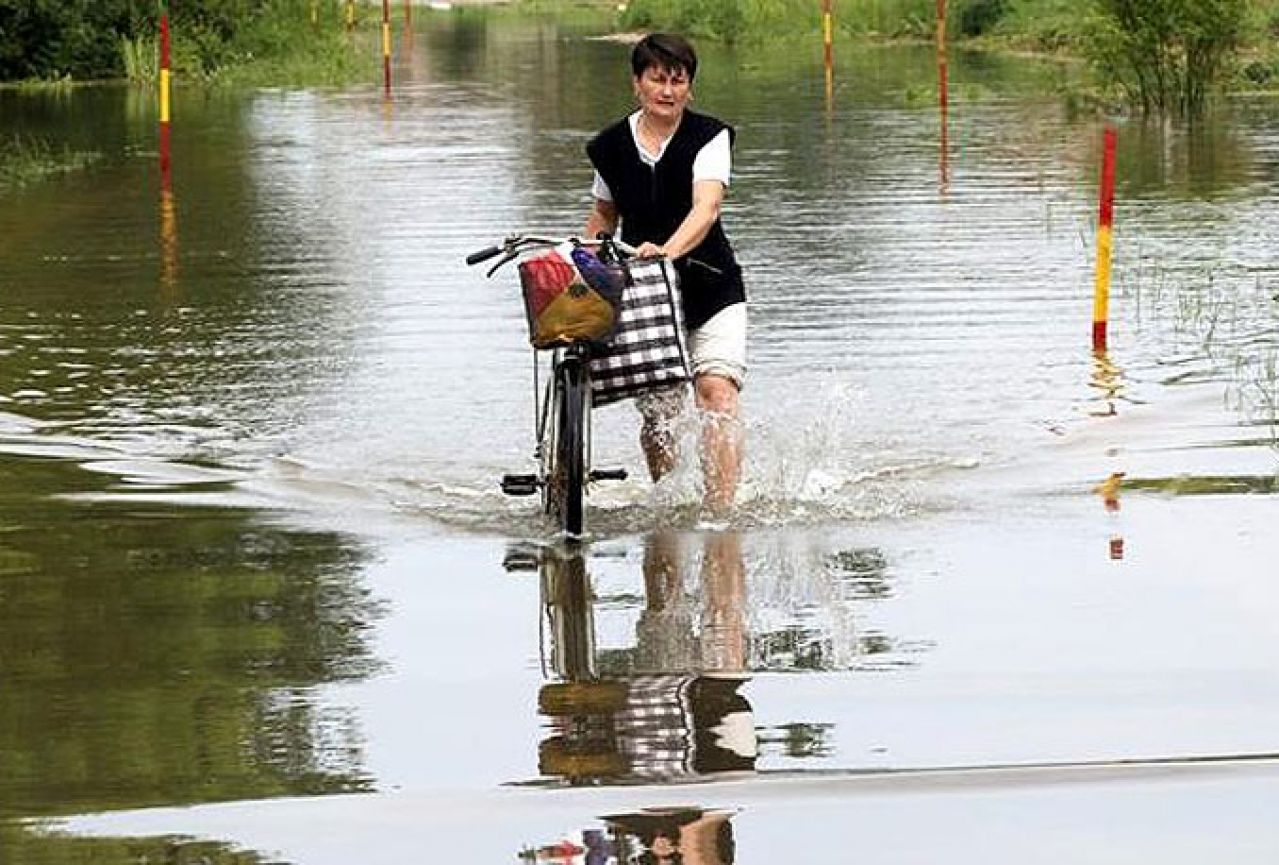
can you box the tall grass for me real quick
[120,34,158,84]
[619,0,943,42]
[112,0,374,88]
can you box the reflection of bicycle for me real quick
[467,234,688,537]
[511,539,756,784]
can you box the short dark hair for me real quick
[631,33,698,81]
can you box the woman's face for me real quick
[634,64,691,123]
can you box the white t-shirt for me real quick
[591,112,732,203]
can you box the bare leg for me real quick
[637,385,686,481]
[700,531,746,672]
[636,531,695,672]
[695,373,743,516]
[640,416,678,480]
[642,530,682,607]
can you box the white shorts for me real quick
[635,302,747,420]
[688,301,747,389]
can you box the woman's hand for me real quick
[636,242,666,259]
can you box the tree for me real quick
[0,0,151,80]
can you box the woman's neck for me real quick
[639,109,681,140]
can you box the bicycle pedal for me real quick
[501,474,540,496]
[589,467,628,483]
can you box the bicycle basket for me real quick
[519,244,625,349]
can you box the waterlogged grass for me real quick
[1121,255,1279,451]
[0,134,100,192]
[190,31,379,89]
[116,1,377,89]
[441,0,618,31]
[619,0,998,44]
[120,34,159,84]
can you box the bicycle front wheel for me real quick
[545,357,587,537]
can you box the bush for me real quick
[1086,0,1248,115]
[957,0,1008,37]
[0,0,150,79]
[0,0,363,85]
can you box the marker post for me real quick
[1093,128,1117,351]
[382,0,392,98]
[822,0,834,103]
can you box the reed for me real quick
[120,34,159,84]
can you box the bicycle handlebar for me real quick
[465,245,503,266]
[464,233,641,276]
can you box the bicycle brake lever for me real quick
[485,250,518,278]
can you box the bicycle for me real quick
[465,233,636,538]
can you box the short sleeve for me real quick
[592,171,614,203]
[692,129,732,187]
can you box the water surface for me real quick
[2,9,1279,862]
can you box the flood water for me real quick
[3,10,1279,863]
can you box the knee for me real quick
[695,375,739,417]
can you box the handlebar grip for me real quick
[465,246,502,266]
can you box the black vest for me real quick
[586,110,745,331]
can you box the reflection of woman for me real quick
[623,531,755,777]
[636,531,747,674]
[536,533,755,783]
[584,33,747,515]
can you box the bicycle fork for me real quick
[501,349,628,499]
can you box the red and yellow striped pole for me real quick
[821,0,834,104]
[1093,127,1117,351]
[382,0,393,98]
[159,13,172,187]
[158,12,178,296]
[937,0,948,111]
[937,0,949,192]
[160,176,179,295]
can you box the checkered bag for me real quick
[589,258,690,406]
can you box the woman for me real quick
[584,33,747,516]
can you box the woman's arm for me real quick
[636,179,723,259]
[585,197,619,240]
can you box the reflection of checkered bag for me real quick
[590,258,690,406]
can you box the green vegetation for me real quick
[1082,0,1249,115]
[0,133,100,190]
[0,457,382,824]
[165,0,376,87]
[0,0,373,87]
[618,0,1279,114]
[0,1,149,80]
[5,0,1279,110]
[0,824,269,865]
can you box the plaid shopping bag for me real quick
[590,258,691,406]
